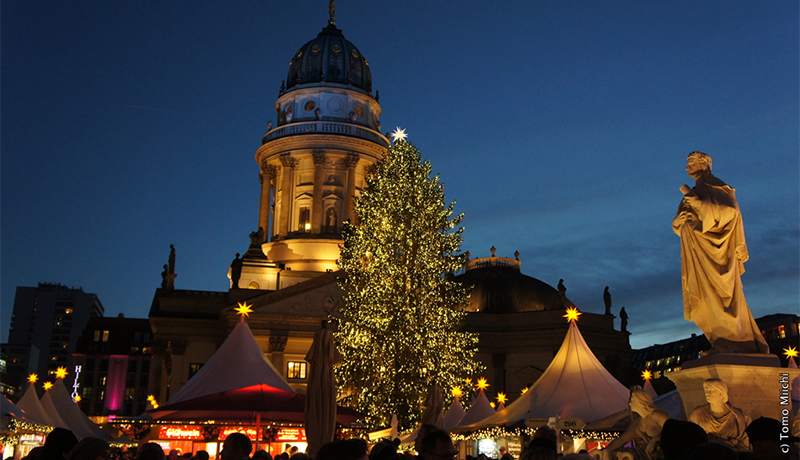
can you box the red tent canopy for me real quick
[149,383,361,426]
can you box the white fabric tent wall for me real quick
[15,385,57,427]
[166,320,294,405]
[462,320,629,429]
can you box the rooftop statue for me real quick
[689,378,750,449]
[599,389,671,460]
[672,152,768,355]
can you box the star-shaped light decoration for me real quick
[784,346,798,359]
[147,395,159,409]
[489,402,496,409]
[563,307,582,322]
[451,386,463,398]
[476,377,490,390]
[496,393,508,405]
[73,395,82,403]
[641,370,653,381]
[521,386,529,395]
[43,382,54,391]
[55,367,68,379]
[27,374,38,384]
[235,301,253,319]
[390,127,407,143]
[464,378,472,386]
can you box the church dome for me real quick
[455,255,569,314]
[285,24,372,95]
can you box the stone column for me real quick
[343,153,360,223]
[311,151,326,235]
[269,336,289,379]
[279,154,297,238]
[258,162,277,242]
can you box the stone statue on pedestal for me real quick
[599,390,671,460]
[229,253,243,290]
[688,378,750,449]
[672,151,768,355]
[603,286,612,315]
[160,244,177,290]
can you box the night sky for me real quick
[2,1,798,349]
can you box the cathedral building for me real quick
[146,11,631,414]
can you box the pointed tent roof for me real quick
[48,378,111,440]
[39,389,71,430]
[462,320,629,429]
[789,358,800,400]
[442,397,466,431]
[643,379,658,400]
[166,320,294,405]
[15,385,56,427]
[456,389,496,428]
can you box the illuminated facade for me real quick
[148,14,633,410]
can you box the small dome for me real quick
[455,258,571,313]
[285,24,372,95]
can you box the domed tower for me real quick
[238,11,389,290]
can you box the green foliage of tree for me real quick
[332,139,483,431]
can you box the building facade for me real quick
[72,316,154,416]
[146,13,633,411]
[2,283,104,399]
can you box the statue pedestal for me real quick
[667,354,799,421]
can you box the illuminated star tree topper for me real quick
[390,127,407,143]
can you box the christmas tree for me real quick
[333,135,483,431]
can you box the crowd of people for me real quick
[13,416,797,460]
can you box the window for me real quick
[82,387,92,400]
[298,207,311,233]
[126,388,135,401]
[778,325,786,339]
[98,389,105,401]
[102,330,109,342]
[287,361,307,379]
[94,330,101,342]
[189,363,204,379]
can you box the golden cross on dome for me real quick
[328,0,336,25]
[563,307,582,322]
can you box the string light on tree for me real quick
[333,137,482,431]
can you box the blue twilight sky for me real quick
[2,1,798,349]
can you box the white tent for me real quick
[461,320,629,429]
[643,379,658,400]
[455,389,496,428]
[47,378,111,440]
[15,385,58,427]
[166,320,294,405]
[442,397,466,431]
[39,388,71,436]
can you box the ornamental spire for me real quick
[328,0,336,25]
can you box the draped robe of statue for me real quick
[672,174,768,354]
[689,403,750,449]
